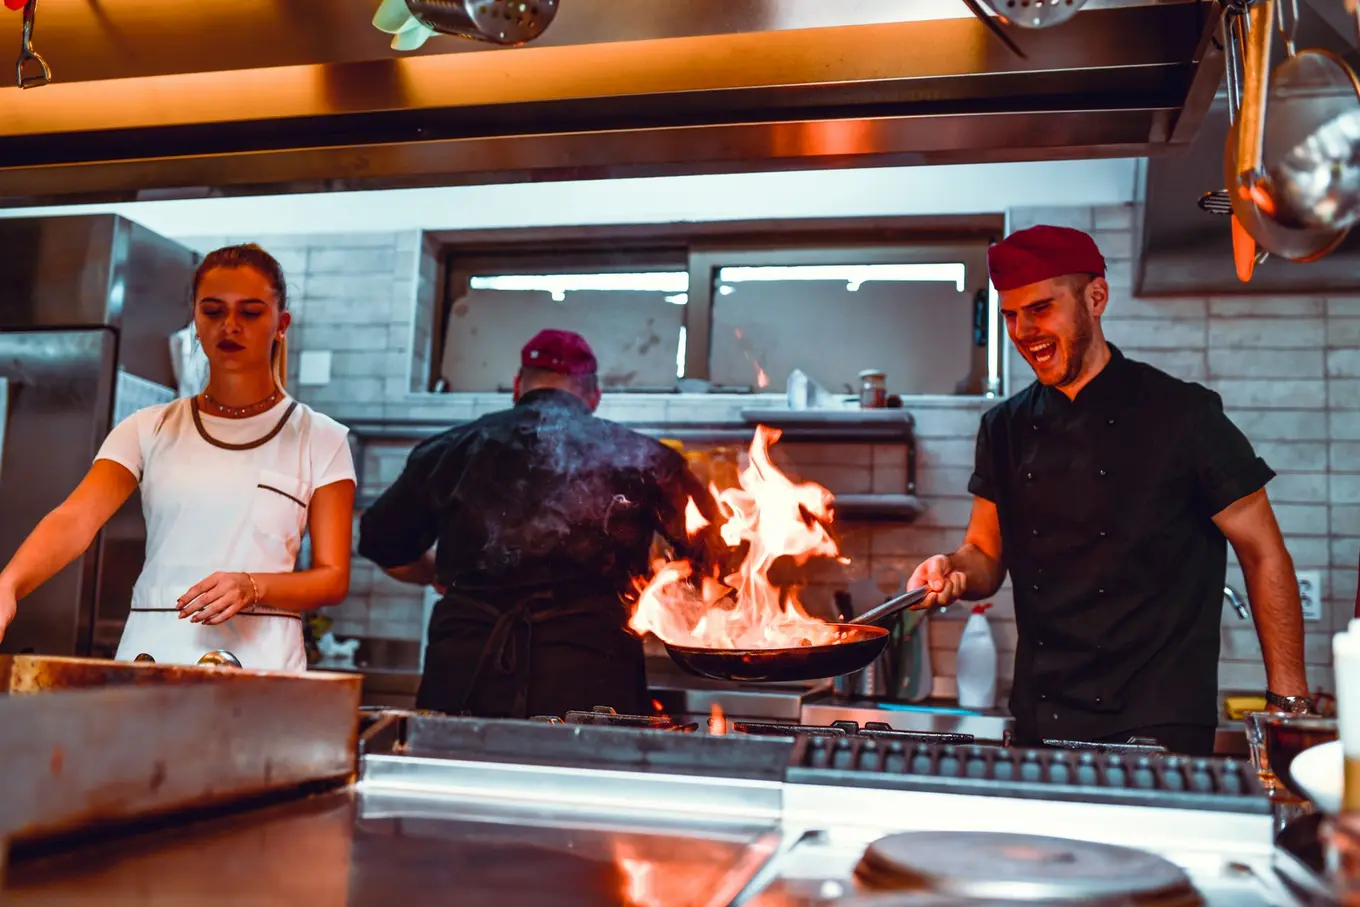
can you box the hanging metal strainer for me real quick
[1199,190,1234,214]
[976,0,1089,29]
[403,0,559,46]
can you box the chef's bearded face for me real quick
[515,367,602,411]
[1000,274,1109,389]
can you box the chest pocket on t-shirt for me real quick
[254,468,311,545]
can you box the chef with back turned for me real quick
[358,329,725,719]
[908,225,1310,756]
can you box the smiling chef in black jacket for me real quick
[909,225,1310,756]
[358,329,725,720]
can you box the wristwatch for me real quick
[1266,690,1314,715]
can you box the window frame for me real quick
[427,215,1005,397]
[686,242,992,392]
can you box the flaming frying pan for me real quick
[662,587,929,683]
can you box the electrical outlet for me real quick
[1297,571,1323,622]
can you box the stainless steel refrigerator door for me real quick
[0,328,116,655]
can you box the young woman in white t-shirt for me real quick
[0,244,357,671]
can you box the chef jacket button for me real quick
[1026,472,1034,481]
[1038,639,1045,647]
[1099,530,1108,538]
[1052,712,1059,720]
[1031,529,1040,537]
[1098,588,1105,595]
[1031,584,1040,592]
[1098,469,1107,477]
[1108,418,1116,426]
[1095,697,1103,704]
[1032,424,1039,432]
[1040,693,1047,700]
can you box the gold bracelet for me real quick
[244,573,260,608]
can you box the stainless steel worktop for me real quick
[2,786,779,907]
[3,752,785,907]
[1,737,1283,907]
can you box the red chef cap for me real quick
[521,329,598,376]
[987,225,1107,292]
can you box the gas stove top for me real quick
[354,708,1284,907]
[361,707,1270,819]
[545,706,975,746]
[741,819,1282,907]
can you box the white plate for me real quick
[1291,739,1342,814]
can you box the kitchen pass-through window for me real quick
[432,237,998,398]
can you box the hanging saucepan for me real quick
[1227,0,1349,261]
[1246,0,1360,231]
[662,587,929,683]
[974,0,1089,29]
[402,0,559,46]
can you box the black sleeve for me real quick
[653,448,729,575]
[967,409,998,502]
[357,441,442,570]
[1187,388,1276,516]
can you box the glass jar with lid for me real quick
[858,370,887,409]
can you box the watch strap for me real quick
[1266,690,1314,713]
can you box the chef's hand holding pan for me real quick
[908,555,966,609]
[177,572,259,626]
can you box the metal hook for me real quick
[1221,5,1243,125]
[1273,0,1299,57]
[16,0,50,89]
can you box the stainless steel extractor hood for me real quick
[0,0,1222,206]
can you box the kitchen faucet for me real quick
[1223,585,1250,621]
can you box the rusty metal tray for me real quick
[0,655,362,879]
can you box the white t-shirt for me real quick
[96,396,356,671]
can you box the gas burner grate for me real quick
[787,737,1270,812]
[548,709,978,744]
[555,706,698,732]
[735,719,975,745]
[1041,736,1168,755]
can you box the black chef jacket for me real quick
[970,345,1274,742]
[358,388,722,718]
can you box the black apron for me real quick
[415,585,648,719]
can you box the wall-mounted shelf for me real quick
[834,494,925,523]
[346,410,914,446]
[354,491,926,521]
[741,407,915,425]
[345,408,921,524]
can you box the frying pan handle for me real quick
[848,586,930,627]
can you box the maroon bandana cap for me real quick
[521,329,598,376]
[987,225,1108,292]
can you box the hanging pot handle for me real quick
[1234,0,1273,198]
[16,0,50,89]
[1223,6,1243,127]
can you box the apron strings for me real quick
[449,589,611,719]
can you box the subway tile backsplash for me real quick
[182,201,1357,703]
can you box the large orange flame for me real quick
[629,425,846,649]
